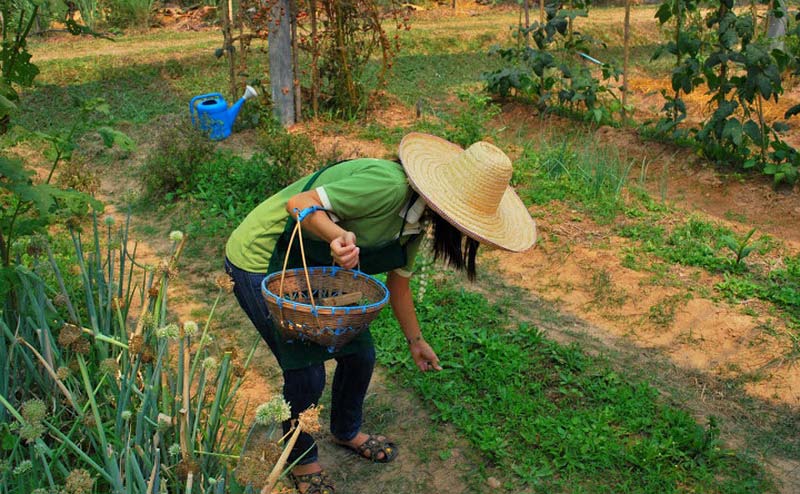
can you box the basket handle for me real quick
[278,207,325,326]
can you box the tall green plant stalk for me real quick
[0,221,253,493]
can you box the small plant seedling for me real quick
[721,228,757,268]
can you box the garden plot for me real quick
[5,2,800,493]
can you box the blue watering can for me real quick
[190,85,258,140]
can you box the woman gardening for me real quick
[224,133,536,493]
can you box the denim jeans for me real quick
[224,258,376,465]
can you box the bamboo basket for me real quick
[261,216,389,352]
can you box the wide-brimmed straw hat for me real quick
[398,132,536,252]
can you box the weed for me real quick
[589,269,627,308]
[647,293,690,327]
[724,210,749,223]
[721,228,758,268]
[716,254,800,323]
[620,251,643,270]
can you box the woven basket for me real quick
[261,216,389,352]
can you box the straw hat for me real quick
[398,133,536,252]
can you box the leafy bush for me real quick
[188,150,305,233]
[140,123,216,200]
[255,124,317,179]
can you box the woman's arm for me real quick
[286,190,359,269]
[386,271,442,372]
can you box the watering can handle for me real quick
[189,92,225,118]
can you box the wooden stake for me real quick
[291,0,301,122]
[622,0,631,119]
[261,424,303,494]
[310,0,319,116]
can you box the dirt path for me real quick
[88,129,484,493]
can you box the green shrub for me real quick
[255,125,317,179]
[442,91,501,148]
[140,123,216,200]
[189,150,305,234]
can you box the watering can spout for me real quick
[225,85,258,124]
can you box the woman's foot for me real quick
[290,463,335,494]
[333,432,398,463]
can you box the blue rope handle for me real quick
[294,205,327,222]
[292,205,363,273]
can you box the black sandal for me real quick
[290,470,335,494]
[338,434,398,463]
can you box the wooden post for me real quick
[622,0,631,119]
[290,0,301,122]
[766,0,787,49]
[224,0,237,99]
[268,0,296,126]
[539,0,545,24]
[524,0,530,46]
[310,0,319,116]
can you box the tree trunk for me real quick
[766,0,787,49]
[224,0,236,99]
[622,0,631,119]
[268,0,295,126]
[310,0,319,116]
[290,0,301,122]
[524,0,530,47]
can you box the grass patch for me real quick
[513,136,634,222]
[371,275,773,492]
[614,212,800,324]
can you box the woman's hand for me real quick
[409,339,442,372]
[330,231,359,269]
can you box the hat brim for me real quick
[399,133,536,252]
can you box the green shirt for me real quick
[225,158,423,275]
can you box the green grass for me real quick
[512,135,635,223]
[371,275,774,493]
[613,212,800,323]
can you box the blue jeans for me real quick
[224,258,376,465]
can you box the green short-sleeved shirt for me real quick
[225,158,424,275]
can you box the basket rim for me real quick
[261,266,389,314]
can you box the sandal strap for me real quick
[356,435,397,462]
[291,471,335,494]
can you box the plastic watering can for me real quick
[190,85,258,140]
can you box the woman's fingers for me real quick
[411,341,442,372]
[330,232,359,269]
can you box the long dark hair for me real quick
[428,211,480,281]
